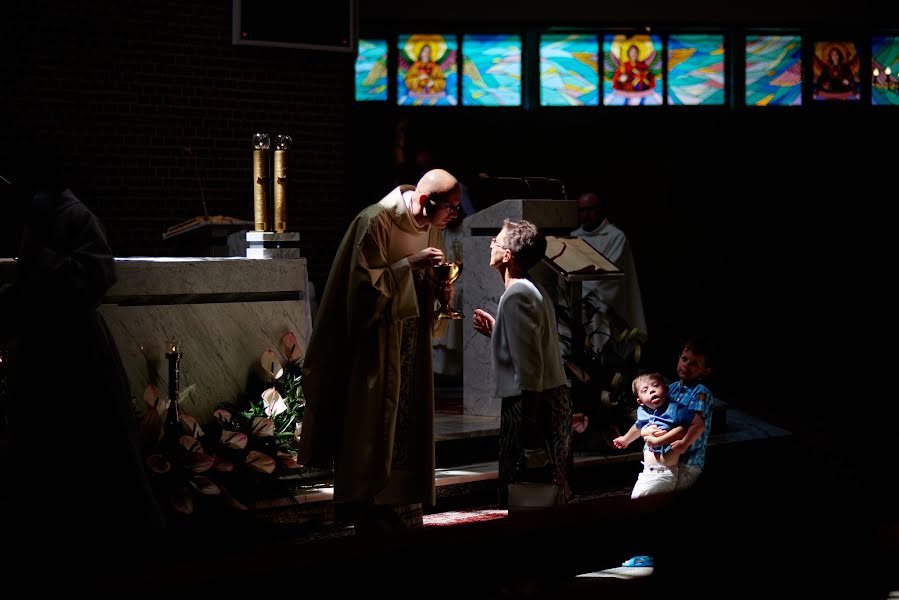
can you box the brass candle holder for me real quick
[252,133,271,232]
[273,134,291,233]
[429,261,464,320]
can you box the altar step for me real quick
[145,426,805,599]
[261,404,790,526]
[434,397,730,469]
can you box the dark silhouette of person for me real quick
[1,156,164,573]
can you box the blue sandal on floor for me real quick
[622,555,654,567]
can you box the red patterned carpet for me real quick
[423,509,507,527]
[421,485,632,527]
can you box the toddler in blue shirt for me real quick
[613,372,703,497]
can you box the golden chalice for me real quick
[430,261,464,320]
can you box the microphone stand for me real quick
[479,174,567,199]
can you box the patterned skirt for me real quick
[498,385,573,500]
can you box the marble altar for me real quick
[99,257,312,421]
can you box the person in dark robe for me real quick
[0,158,164,571]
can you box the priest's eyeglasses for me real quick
[438,202,462,215]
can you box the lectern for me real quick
[540,236,623,368]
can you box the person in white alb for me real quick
[570,191,647,351]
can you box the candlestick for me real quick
[252,133,271,232]
[273,134,291,233]
[164,338,182,440]
[0,348,7,410]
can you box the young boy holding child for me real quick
[613,372,704,497]
[665,336,714,490]
[614,336,714,495]
[615,337,714,568]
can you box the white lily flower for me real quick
[189,475,221,496]
[261,387,287,417]
[252,417,275,437]
[146,454,171,474]
[221,430,248,450]
[179,384,197,402]
[180,413,204,438]
[143,384,168,415]
[223,490,249,511]
[277,451,301,469]
[281,331,303,364]
[170,486,194,516]
[213,408,233,426]
[213,457,235,472]
[183,452,214,473]
[179,435,203,453]
[260,349,284,380]
[245,450,276,474]
[611,372,622,390]
[600,390,612,407]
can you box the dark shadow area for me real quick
[18,432,888,599]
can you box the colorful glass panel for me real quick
[461,34,522,106]
[812,40,860,101]
[397,34,458,106]
[355,39,388,102]
[667,34,725,105]
[745,35,802,106]
[872,36,899,105]
[603,34,663,106]
[539,34,599,106]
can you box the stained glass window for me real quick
[812,40,860,101]
[603,34,663,106]
[355,39,388,102]
[397,34,458,106]
[872,36,899,106]
[745,35,802,106]
[539,34,599,106]
[461,34,522,106]
[667,34,725,105]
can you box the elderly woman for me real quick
[472,219,572,508]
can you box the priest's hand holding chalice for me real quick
[430,261,464,320]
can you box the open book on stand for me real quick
[543,236,622,279]
[162,215,253,240]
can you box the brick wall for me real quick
[2,0,351,286]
